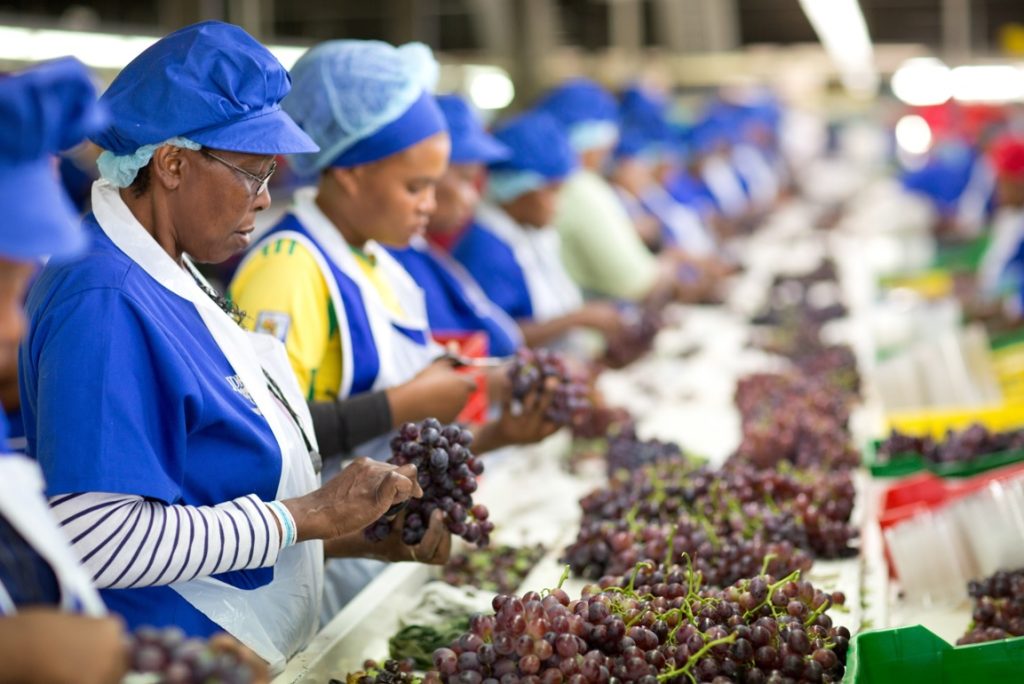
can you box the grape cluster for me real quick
[732,373,859,471]
[603,307,663,369]
[508,349,591,427]
[958,568,1024,645]
[443,544,548,595]
[423,561,849,683]
[563,459,856,583]
[570,406,633,442]
[364,419,493,548]
[128,626,256,684]
[792,346,860,395]
[334,659,417,684]
[604,423,685,475]
[877,423,1024,467]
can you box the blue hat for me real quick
[437,94,509,165]
[284,40,447,175]
[0,58,108,260]
[616,85,673,160]
[535,78,619,153]
[91,21,317,157]
[486,111,576,203]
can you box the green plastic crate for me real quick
[863,439,1024,479]
[862,440,925,478]
[845,625,1024,683]
[930,234,990,273]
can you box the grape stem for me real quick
[656,632,738,683]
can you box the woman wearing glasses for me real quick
[18,22,442,670]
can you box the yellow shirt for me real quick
[229,234,407,402]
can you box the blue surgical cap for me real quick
[284,40,447,176]
[437,94,509,165]
[487,110,576,203]
[91,21,317,162]
[535,78,619,153]
[616,84,673,161]
[0,58,108,260]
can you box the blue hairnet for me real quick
[489,110,576,179]
[437,94,510,165]
[96,137,201,187]
[284,40,442,176]
[92,21,317,159]
[0,57,108,260]
[535,78,619,153]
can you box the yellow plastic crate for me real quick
[885,403,1024,438]
[878,270,955,300]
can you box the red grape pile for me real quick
[603,306,663,369]
[563,458,856,584]
[128,626,256,684]
[508,349,591,427]
[422,560,850,683]
[569,406,633,442]
[364,419,493,548]
[732,372,859,471]
[958,568,1024,645]
[878,423,1024,467]
[443,544,548,595]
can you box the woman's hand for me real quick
[473,375,561,453]
[0,610,128,684]
[207,633,271,683]
[284,457,422,541]
[323,508,451,564]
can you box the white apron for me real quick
[0,456,107,617]
[475,202,584,323]
[701,156,748,218]
[91,181,324,671]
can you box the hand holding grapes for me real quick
[207,633,271,683]
[0,610,128,684]
[283,457,423,542]
[474,374,561,453]
[328,508,452,564]
[578,301,624,338]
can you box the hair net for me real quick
[487,170,550,204]
[96,137,201,187]
[284,40,441,176]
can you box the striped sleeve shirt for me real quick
[49,492,293,590]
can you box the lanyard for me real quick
[188,267,322,474]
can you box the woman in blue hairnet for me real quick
[452,110,625,350]
[229,41,562,618]
[19,23,432,669]
[386,94,525,357]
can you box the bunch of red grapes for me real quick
[422,561,850,683]
[958,568,1024,645]
[364,419,493,548]
[732,372,860,471]
[508,349,591,427]
[128,626,257,684]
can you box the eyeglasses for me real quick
[202,149,277,197]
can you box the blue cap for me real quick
[616,84,673,160]
[0,58,108,260]
[91,21,317,156]
[437,94,510,165]
[535,78,619,153]
[284,40,446,175]
[490,111,576,180]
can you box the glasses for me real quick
[202,149,277,197]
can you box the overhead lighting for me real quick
[466,65,515,110]
[0,24,308,71]
[891,58,952,106]
[894,114,932,156]
[950,65,1024,103]
[798,0,878,97]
